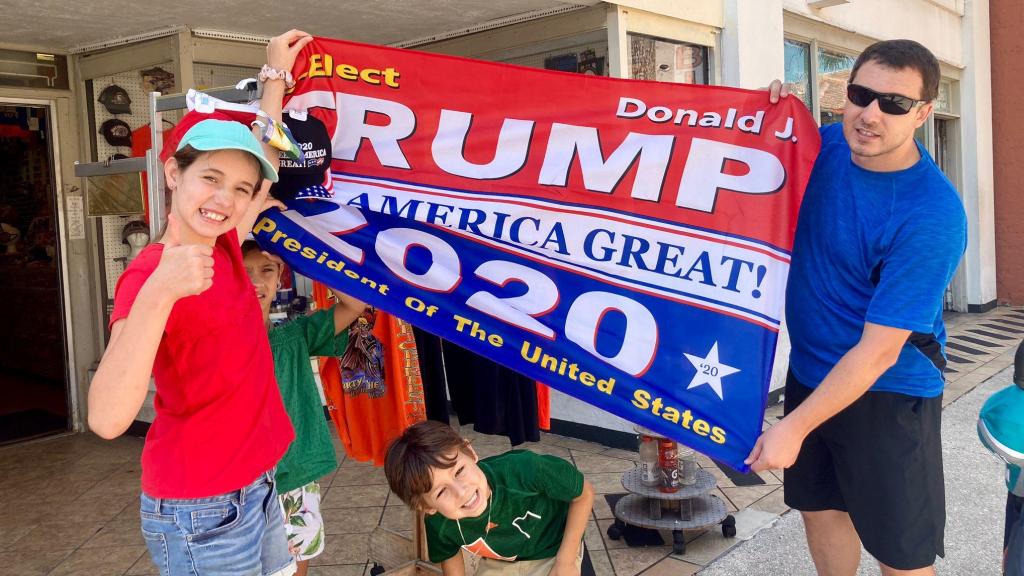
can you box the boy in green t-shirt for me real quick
[243,241,366,576]
[385,421,594,576]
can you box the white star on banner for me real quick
[683,342,740,400]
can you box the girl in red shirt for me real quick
[88,30,312,576]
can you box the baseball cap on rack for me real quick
[121,220,149,243]
[269,112,333,202]
[100,119,132,147]
[98,85,132,115]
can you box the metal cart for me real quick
[606,456,736,554]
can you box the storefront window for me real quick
[784,39,812,110]
[628,34,709,85]
[935,79,953,114]
[0,49,69,90]
[817,48,856,125]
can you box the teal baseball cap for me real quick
[176,117,279,183]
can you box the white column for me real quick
[606,4,630,79]
[720,0,785,89]
[721,0,790,394]
[960,0,998,309]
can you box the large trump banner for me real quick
[254,37,820,471]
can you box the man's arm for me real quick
[550,479,594,576]
[745,322,909,472]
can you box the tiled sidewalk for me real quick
[0,307,1020,576]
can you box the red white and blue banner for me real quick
[256,37,820,471]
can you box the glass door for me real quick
[0,103,70,443]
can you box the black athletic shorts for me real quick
[1007,493,1024,576]
[783,371,946,570]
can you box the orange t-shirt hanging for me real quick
[313,282,425,465]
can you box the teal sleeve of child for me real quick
[300,308,350,358]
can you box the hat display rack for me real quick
[75,74,263,301]
[81,68,163,293]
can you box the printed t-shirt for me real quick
[312,282,426,466]
[109,229,294,498]
[425,450,584,563]
[269,309,347,493]
[786,123,967,397]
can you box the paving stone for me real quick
[640,556,702,576]
[607,545,672,575]
[126,553,160,575]
[730,507,779,540]
[309,565,368,576]
[0,549,74,575]
[570,452,636,474]
[587,549,615,576]
[321,484,389,509]
[748,486,789,515]
[671,528,740,565]
[7,521,104,552]
[323,506,384,534]
[721,485,779,510]
[48,544,147,576]
[311,532,372,566]
[584,519,604,551]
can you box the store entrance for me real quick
[0,103,70,444]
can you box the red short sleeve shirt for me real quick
[110,230,294,498]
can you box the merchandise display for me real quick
[606,426,736,555]
[120,220,149,264]
[639,435,660,487]
[99,118,132,147]
[140,66,175,93]
[658,438,681,493]
[98,84,132,114]
[270,111,333,201]
[313,282,426,465]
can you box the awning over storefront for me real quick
[0,0,599,51]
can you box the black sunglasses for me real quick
[846,83,926,115]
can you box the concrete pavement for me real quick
[699,367,1012,575]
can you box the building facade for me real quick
[0,0,995,444]
[990,0,1023,305]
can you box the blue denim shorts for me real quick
[140,470,296,576]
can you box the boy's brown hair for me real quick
[385,421,474,510]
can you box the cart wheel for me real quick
[369,564,385,576]
[722,515,737,538]
[606,521,623,540]
[672,530,686,555]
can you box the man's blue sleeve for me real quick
[865,194,967,333]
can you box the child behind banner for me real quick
[385,421,593,576]
[243,241,366,576]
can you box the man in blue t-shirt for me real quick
[745,40,967,575]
